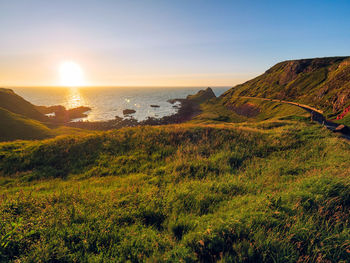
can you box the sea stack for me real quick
[186,87,216,104]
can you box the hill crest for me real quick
[222,56,350,114]
[0,88,46,121]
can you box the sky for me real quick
[0,0,350,87]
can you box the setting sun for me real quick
[59,61,85,87]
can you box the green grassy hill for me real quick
[0,107,52,141]
[0,106,95,142]
[1,121,349,262]
[221,57,350,115]
[0,88,46,121]
[192,97,308,124]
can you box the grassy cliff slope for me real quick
[0,107,95,142]
[221,57,350,115]
[0,88,45,121]
[192,97,308,124]
[0,107,52,141]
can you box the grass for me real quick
[0,88,44,121]
[1,119,350,262]
[221,57,350,114]
[0,107,52,141]
[192,97,308,124]
[0,107,96,142]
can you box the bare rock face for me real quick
[123,109,136,115]
[333,90,350,112]
[186,87,216,103]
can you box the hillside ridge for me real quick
[221,56,350,115]
[0,88,46,121]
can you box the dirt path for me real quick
[235,96,350,140]
[239,96,323,114]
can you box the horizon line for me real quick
[4,85,233,89]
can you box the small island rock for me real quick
[123,109,136,115]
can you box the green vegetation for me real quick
[187,87,216,104]
[192,97,308,124]
[221,57,350,115]
[1,120,350,262]
[0,88,45,121]
[0,107,52,141]
[0,107,95,142]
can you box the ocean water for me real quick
[13,87,230,121]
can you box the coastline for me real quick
[64,98,201,130]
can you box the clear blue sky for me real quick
[0,0,349,86]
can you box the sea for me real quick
[12,87,230,121]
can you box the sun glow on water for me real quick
[62,86,88,112]
[59,61,85,87]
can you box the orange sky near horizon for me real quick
[0,58,256,87]
[0,48,257,87]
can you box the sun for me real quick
[59,61,85,87]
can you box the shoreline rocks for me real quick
[36,105,91,123]
[66,87,216,130]
[123,109,136,115]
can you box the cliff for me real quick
[0,88,46,121]
[221,57,350,114]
